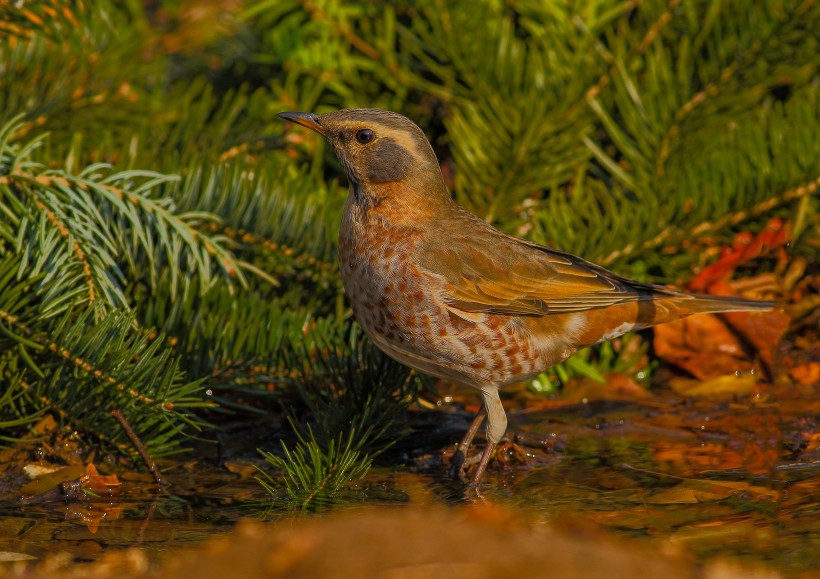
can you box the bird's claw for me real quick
[448,448,483,481]
[463,481,488,502]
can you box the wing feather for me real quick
[417,222,678,316]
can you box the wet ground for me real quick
[3,380,820,576]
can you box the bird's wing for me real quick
[417,228,676,316]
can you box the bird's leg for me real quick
[468,387,507,488]
[449,406,486,480]
[469,440,497,488]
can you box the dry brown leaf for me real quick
[789,362,820,386]
[562,372,652,402]
[647,479,779,504]
[20,465,87,497]
[82,463,121,495]
[652,442,749,475]
[722,309,791,375]
[668,374,758,398]
[654,314,755,380]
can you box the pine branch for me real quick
[0,119,245,311]
[1,0,816,460]
[255,327,423,512]
[0,249,210,454]
[282,326,424,452]
[257,425,372,512]
[600,176,820,268]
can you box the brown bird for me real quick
[278,108,774,487]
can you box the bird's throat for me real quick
[350,180,366,206]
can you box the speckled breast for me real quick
[338,214,443,372]
[337,209,566,389]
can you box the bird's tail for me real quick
[670,293,776,316]
[640,292,776,329]
[576,291,776,348]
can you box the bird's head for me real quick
[278,108,450,211]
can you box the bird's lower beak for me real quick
[277,112,326,136]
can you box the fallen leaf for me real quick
[789,362,820,386]
[0,552,37,561]
[19,463,120,502]
[22,463,64,479]
[562,372,652,402]
[690,218,789,293]
[653,442,748,474]
[82,463,121,495]
[20,465,86,497]
[722,308,791,375]
[648,479,779,504]
[224,461,260,478]
[668,519,777,549]
[654,314,755,380]
[669,374,758,398]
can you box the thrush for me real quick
[278,108,774,487]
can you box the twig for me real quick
[137,500,159,545]
[111,409,168,487]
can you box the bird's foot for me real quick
[448,448,483,481]
[467,441,497,489]
[463,481,488,502]
[450,441,522,486]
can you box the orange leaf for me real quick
[690,218,789,292]
[722,309,790,375]
[81,463,121,495]
[790,362,820,386]
[654,314,754,380]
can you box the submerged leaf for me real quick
[648,479,780,504]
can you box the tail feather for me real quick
[673,293,776,316]
[641,292,776,329]
[575,291,776,347]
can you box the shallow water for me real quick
[3,387,820,575]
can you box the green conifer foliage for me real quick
[0,2,817,499]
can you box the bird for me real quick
[277,108,774,488]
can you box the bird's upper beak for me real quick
[277,111,326,136]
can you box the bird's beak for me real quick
[277,111,326,136]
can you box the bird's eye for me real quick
[355,129,375,144]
